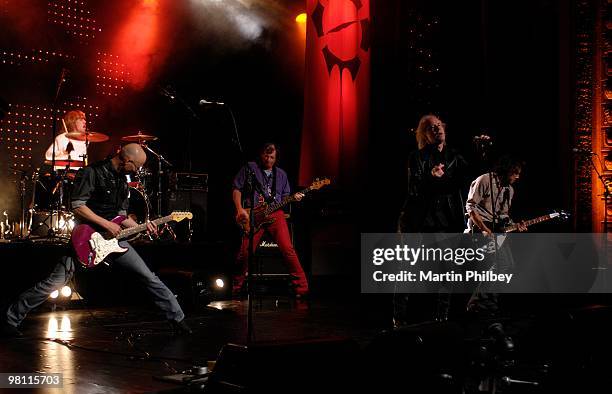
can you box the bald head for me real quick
[114,143,146,174]
[121,143,146,166]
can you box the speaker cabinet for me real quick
[167,189,207,242]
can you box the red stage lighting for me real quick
[112,0,162,89]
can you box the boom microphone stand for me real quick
[48,68,68,239]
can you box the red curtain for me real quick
[299,0,370,189]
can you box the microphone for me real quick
[572,147,595,155]
[159,85,175,101]
[473,134,492,145]
[199,99,225,106]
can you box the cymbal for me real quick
[65,131,110,142]
[44,160,84,167]
[121,131,158,142]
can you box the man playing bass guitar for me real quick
[232,143,309,298]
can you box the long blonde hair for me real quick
[415,114,439,149]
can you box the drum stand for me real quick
[140,143,180,239]
[140,143,171,216]
[12,167,29,238]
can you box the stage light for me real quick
[295,13,307,24]
[215,278,225,288]
[50,290,59,299]
[61,286,72,298]
[47,317,58,339]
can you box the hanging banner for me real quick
[299,0,370,189]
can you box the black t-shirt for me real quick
[71,159,129,221]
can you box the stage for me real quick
[2,0,612,392]
[2,289,612,393]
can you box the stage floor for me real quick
[0,296,387,393]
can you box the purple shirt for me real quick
[233,162,290,207]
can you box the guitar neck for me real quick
[264,186,313,215]
[116,215,173,240]
[503,214,553,233]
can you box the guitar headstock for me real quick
[310,177,331,191]
[170,211,193,222]
[551,210,571,221]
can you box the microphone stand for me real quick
[49,68,68,239]
[224,102,261,345]
[473,136,500,295]
[158,85,200,172]
[141,143,172,218]
[584,152,609,289]
[588,153,609,234]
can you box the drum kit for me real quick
[24,130,165,241]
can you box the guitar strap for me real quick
[271,166,277,202]
[258,166,277,204]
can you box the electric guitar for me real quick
[238,178,330,234]
[470,210,570,234]
[470,210,570,252]
[71,211,193,268]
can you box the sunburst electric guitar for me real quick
[71,211,193,268]
[239,178,330,234]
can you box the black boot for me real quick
[170,319,193,336]
[435,293,451,322]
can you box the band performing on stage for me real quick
[1,1,610,392]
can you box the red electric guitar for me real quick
[71,211,192,268]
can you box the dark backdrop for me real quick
[1,0,576,258]
[367,0,574,233]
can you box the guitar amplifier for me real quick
[167,174,207,242]
[253,222,293,274]
[170,172,208,192]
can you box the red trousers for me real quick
[234,210,308,295]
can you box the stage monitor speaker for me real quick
[206,338,360,393]
[167,189,207,242]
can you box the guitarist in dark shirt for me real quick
[1,144,191,337]
[232,143,308,297]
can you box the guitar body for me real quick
[467,211,569,252]
[71,216,129,268]
[240,204,277,234]
[235,178,331,234]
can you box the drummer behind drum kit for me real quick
[25,129,179,242]
[28,129,110,239]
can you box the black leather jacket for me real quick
[398,144,468,232]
